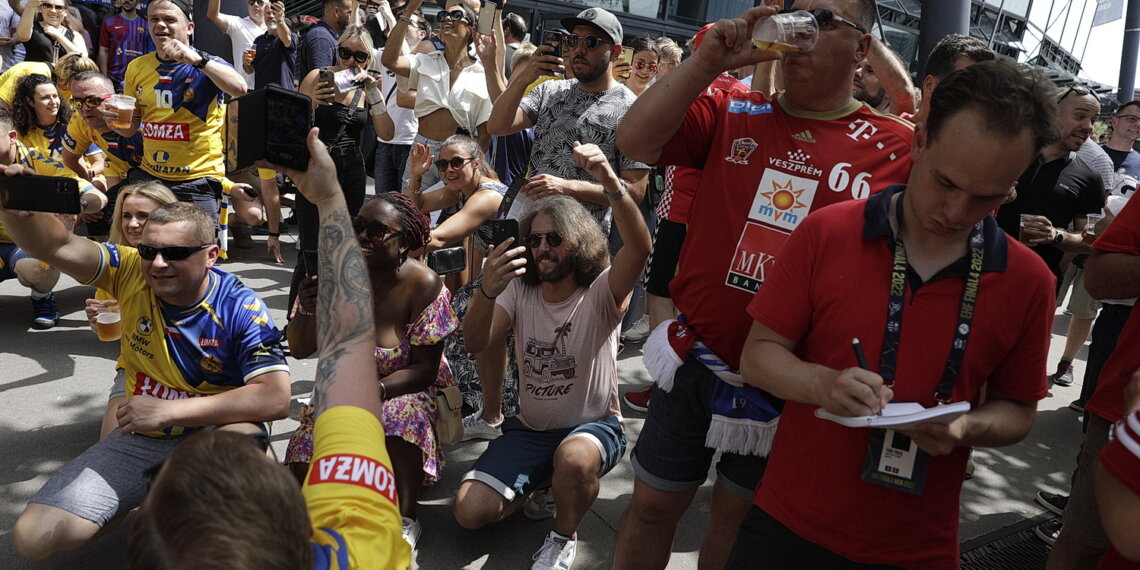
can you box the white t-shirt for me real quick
[373,47,417,145]
[497,267,626,430]
[218,14,266,88]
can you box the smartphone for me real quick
[477,1,497,36]
[0,175,81,214]
[318,68,334,90]
[541,29,563,59]
[480,218,519,249]
[301,249,319,277]
[426,246,467,275]
[617,47,634,80]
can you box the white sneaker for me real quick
[523,487,556,521]
[462,407,502,441]
[622,315,651,342]
[531,531,576,570]
[401,516,421,551]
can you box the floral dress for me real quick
[285,287,458,484]
[445,275,520,418]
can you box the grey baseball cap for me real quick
[561,7,623,45]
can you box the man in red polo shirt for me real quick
[737,61,1057,568]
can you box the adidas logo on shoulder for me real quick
[792,130,816,143]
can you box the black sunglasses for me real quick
[564,34,613,50]
[70,94,111,109]
[352,216,398,241]
[1058,85,1092,103]
[524,231,564,248]
[439,8,471,24]
[434,156,475,171]
[789,9,867,34]
[137,243,212,261]
[337,46,369,63]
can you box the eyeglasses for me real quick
[137,243,213,261]
[794,9,866,34]
[1058,85,1092,103]
[434,156,475,171]
[1115,114,1140,124]
[337,46,369,63]
[70,94,111,109]
[352,216,399,241]
[41,4,66,11]
[524,231,564,248]
[634,61,658,72]
[439,9,471,24]
[564,34,613,50]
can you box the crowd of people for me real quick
[2,0,1140,568]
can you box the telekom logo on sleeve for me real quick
[308,453,398,504]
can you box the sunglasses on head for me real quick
[634,61,658,72]
[337,46,369,63]
[137,243,212,261]
[524,231,564,248]
[434,156,474,171]
[785,9,866,34]
[439,9,471,23]
[352,216,399,241]
[1058,85,1092,103]
[564,34,613,50]
[70,94,111,109]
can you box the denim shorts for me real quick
[631,357,767,500]
[463,415,627,502]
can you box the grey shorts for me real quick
[1057,265,1101,319]
[109,368,126,401]
[29,429,186,526]
[1060,414,1112,548]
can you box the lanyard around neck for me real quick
[879,198,985,403]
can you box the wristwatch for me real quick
[192,51,210,69]
[1052,230,1065,245]
[603,180,628,201]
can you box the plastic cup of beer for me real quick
[1018,213,1036,245]
[752,10,818,53]
[243,48,256,64]
[107,94,136,130]
[95,307,122,342]
[1085,212,1105,236]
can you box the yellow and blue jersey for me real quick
[22,121,102,177]
[124,52,228,182]
[306,406,410,570]
[83,242,289,437]
[63,118,144,179]
[0,141,98,243]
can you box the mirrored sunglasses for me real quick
[564,34,612,50]
[70,94,111,109]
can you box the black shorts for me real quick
[727,507,905,570]
[644,219,686,298]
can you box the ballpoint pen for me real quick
[852,338,882,416]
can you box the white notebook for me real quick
[814,401,971,431]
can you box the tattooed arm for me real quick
[261,129,381,420]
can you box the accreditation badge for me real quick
[861,428,930,495]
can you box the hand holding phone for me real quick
[0,175,81,214]
[477,1,497,36]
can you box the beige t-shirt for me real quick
[497,267,625,430]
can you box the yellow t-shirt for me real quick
[20,121,102,178]
[306,406,410,570]
[63,117,144,180]
[124,52,228,182]
[84,242,289,437]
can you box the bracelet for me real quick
[479,283,497,300]
[268,232,280,237]
[380,381,387,401]
[192,50,210,69]
[296,306,314,316]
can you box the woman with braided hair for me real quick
[284,191,457,551]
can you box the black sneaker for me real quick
[1036,491,1068,516]
[1034,518,1062,546]
[31,294,60,329]
[1052,364,1075,387]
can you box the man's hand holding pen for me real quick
[814,366,893,418]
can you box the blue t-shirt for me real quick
[252,30,299,90]
[297,21,336,84]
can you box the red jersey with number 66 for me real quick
[658,89,914,368]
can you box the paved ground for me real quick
[0,229,1091,569]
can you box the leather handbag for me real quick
[435,385,464,446]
